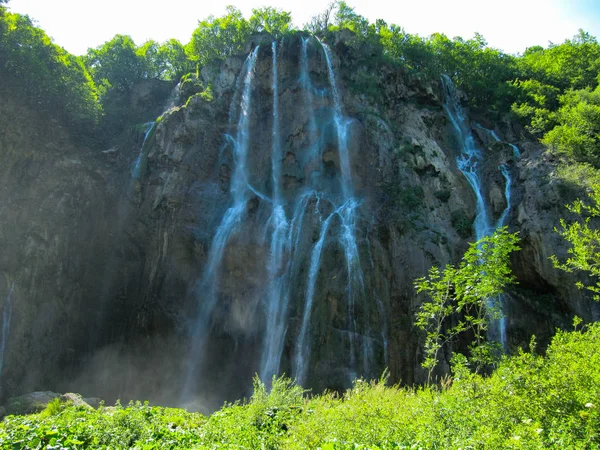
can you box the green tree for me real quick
[552,183,600,300]
[86,34,146,96]
[248,7,292,38]
[0,11,100,130]
[415,227,520,382]
[511,30,600,141]
[542,84,600,163]
[185,6,250,68]
[518,30,600,91]
[156,39,190,80]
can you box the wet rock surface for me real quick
[0,33,598,410]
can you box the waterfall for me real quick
[179,40,383,395]
[182,46,259,399]
[321,42,353,199]
[473,123,520,230]
[131,121,156,182]
[441,75,512,348]
[475,122,522,160]
[259,41,291,382]
[0,282,14,376]
[441,75,491,240]
[293,42,367,386]
[299,37,321,172]
[473,123,521,348]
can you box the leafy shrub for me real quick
[451,209,472,238]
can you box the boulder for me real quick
[5,391,61,415]
[60,393,93,409]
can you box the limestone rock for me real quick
[60,393,93,409]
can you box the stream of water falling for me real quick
[131,122,156,182]
[181,39,381,395]
[293,42,367,385]
[259,41,292,382]
[0,282,15,376]
[441,74,513,348]
[182,47,260,398]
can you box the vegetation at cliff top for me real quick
[2,0,599,162]
[0,321,598,448]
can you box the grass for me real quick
[1,323,599,449]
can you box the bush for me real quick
[1,325,598,448]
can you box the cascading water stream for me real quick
[299,37,321,171]
[473,123,521,348]
[441,75,491,240]
[475,123,522,160]
[0,282,14,376]
[294,201,339,385]
[321,42,353,199]
[293,42,367,385]
[259,41,292,382]
[441,74,511,348]
[131,121,156,182]
[475,124,520,229]
[182,47,259,399]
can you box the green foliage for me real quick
[518,30,600,91]
[249,7,292,38]
[0,11,100,130]
[552,183,600,300]
[39,398,64,418]
[511,79,560,136]
[185,6,294,69]
[84,34,185,141]
[451,209,472,238]
[2,326,599,448]
[185,6,251,67]
[86,34,146,95]
[415,227,520,381]
[542,84,600,163]
[510,31,600,164]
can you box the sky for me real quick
[7,0,600,56]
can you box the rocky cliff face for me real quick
[1,32,598,411]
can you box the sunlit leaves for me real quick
[543,85,600,162]
[552,183,600,300]
[0,11,100,128]
[415,228,520,380]
[249,7,292,39]
[185,6,251,66]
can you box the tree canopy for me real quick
[1,1,598,163]
[0,11,100,130]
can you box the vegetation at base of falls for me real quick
[415,227,521,382]
[1,323,599,448]
[552,183,600,301]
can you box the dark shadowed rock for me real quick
[6,391,61,415]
